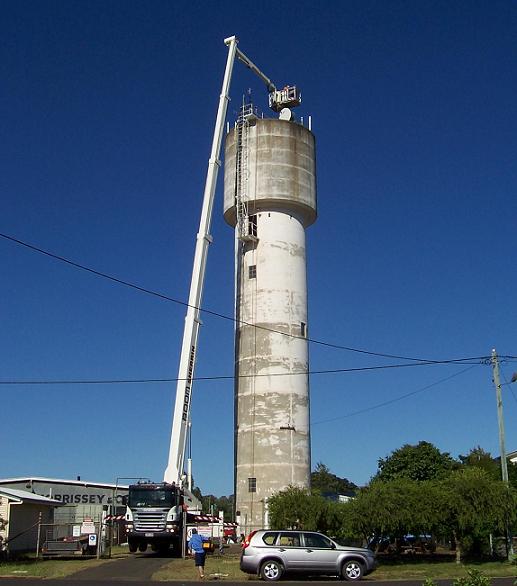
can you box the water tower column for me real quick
[224,113,317,531]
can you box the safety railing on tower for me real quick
[234,103,259,243]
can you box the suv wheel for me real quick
[260,559,284,581]
[341,560,364,581]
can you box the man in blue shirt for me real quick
[188,528,209,578]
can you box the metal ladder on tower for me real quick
[235,103,258,243]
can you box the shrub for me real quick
[453,569,491,586]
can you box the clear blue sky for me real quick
[2,1,516,497]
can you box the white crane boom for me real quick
[235,48,276,93]
[163,36,238,484]
[164,37,277,486]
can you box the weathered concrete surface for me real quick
[224,118,317,228]
[225,118,317,531]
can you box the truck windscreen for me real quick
[129,489,177,508]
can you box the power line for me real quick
[311,364,478,425]
[500,365,517,405]
[0,358,486,386]
[0,231,497,365]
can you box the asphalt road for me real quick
[0,553,515,586]
[71,551,173,581]
[0,576,514,586]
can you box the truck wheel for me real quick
[128,540,138,553]
[341,560,364,581]
[260,559,284,581]
[157,544,169,555]
[138,542,148,552]
[170,537,182,557]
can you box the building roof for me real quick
[0,487,64,506]
[0,477,128,490]
[321,490,357,500]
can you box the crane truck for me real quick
[124,36,300,555]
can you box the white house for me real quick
[0,487,62,553]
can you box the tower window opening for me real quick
[249,265,257,279]
[248,477,257,493]
[248,215,257,237]
[301,322,306,337]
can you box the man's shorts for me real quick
[194,551,206,567]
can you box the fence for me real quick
[37,521,105,558]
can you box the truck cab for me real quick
[126,482,183,554]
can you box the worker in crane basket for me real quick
[188,528,210,579]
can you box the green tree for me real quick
[268,486,328,531]
[460,446,517,489]
[311,462,357,495]
[439,467,517,562]
[459,446,500,479]
[345,478,443,545]
[191,478,235,520]
[213,495,234,519]
[343,465,517,560]
[268,486,351,537]
[376,441,458,481]
[197,493,234,519]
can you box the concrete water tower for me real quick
[224,92,317,531]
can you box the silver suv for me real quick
[240,529,377,581]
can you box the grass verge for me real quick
[153,552,251,581]
[0,556,110,579]
[153,553,517,582]
[371,560,516,581]
[1,551,515,581]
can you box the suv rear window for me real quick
[262,532,278,545]
[278,532,302,547]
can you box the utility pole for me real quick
[490,348,513,558]
[491,349,508,483]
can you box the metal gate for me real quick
[37,521,102,558]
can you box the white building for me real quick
[0,487,62,553]
[0,477,128,524]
